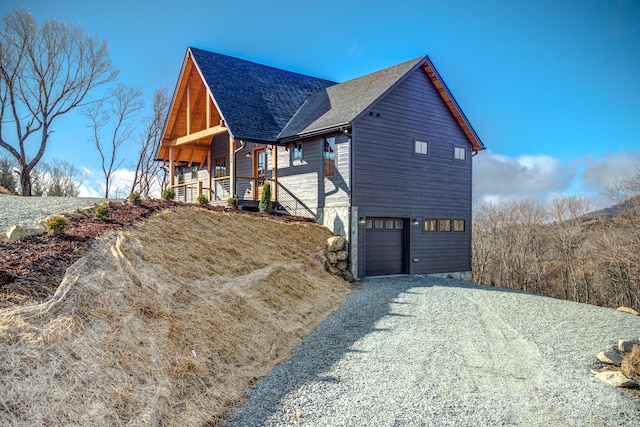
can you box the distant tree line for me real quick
[472,168,640,310]
[0,155,83,196]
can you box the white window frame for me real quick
[415,140,428,155]
[454,146,466,160]
[293,141,303,162]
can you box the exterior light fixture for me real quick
[358,217,366,225]
[411,219,420,227]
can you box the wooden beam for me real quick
[229,136,235,198]
[168,125,227,146]
[207,150,212,201]
[169,147,175,187]
[272,144,278,202]
[186,82,191,135]
[206,94,211,129]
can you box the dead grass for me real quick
[0,207,352,426]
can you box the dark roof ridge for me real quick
[188,46,337,86]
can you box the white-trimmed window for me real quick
[293,141,303,162]
[415,140,428,155]
[324,136,336,177]
[454,146,466,160]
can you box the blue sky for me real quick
[1,0,639,208]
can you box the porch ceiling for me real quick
[157,51,228,165]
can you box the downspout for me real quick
[232,139,246,198]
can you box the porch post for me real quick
[169,146,175,188]
[229,134,235,198]
[272,144,278,202]
[207,150,212,200]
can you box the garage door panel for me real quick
[365,217,406,276]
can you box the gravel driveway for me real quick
[224,276,640,426]
[0,195,107,233]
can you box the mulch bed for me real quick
[0,200,316,308]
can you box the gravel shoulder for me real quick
[0,195,108,233]
[224,276,640,426]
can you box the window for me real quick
[374,219,384,229]
[439,219,451,232]
[454,146,466,160]
[214,157,227,178]
[365,219,373,229]
[324,136,336,177]
[395,220,404,229]
[415,140,428,155]
[293,141,303,162]
[424,218,437,232]
[454,219,465,232]
[191,166,198,180]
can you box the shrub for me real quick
[259,182,272,213]
[227,196,239,208]
[94,204,109,219]
[161,187,175,201]
[45,215,67,235]
[127,191,142,206]
[196,194,208,205]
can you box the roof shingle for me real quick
[278,57,425,139]
[190,47,336,142]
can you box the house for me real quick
[156,47,486,278]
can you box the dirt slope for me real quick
[0,206,352,426]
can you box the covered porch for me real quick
[155,49,278,207]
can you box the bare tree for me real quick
[131,88,169,197]
[0,8,117,195]
[84,83,143,198]
[549,195,590,300]
[42,159,84,197]
[25,158,84,197]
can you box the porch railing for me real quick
[211,176,276,203]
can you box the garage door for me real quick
[365,218,407,276]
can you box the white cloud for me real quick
[581,151,640,193]
[473,150,576,204]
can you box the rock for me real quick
[80,206,95,217]
[326,252,338,265]
[336,250,348,261]
[598,349,624,366]
[341,269,355,282]
[619,340,640,353]
[328,265,341,275]
[327,236,345,252]
[617,306,640,316]
[336,261,348,270]
[6,223,46,242]
[594,370,638,388]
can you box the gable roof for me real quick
[278,57,424,140]
[189,47,337,143]
[279,55,485,151]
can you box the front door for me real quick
[253,148,267,200]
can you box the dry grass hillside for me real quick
[0,207,352,426]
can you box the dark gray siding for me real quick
[324,134,350,208]
[352,67,473,275]
[276,134,351,219]
[276,137,321,217]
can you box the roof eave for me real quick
[278,122,351,143]
[422,56,486,151]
